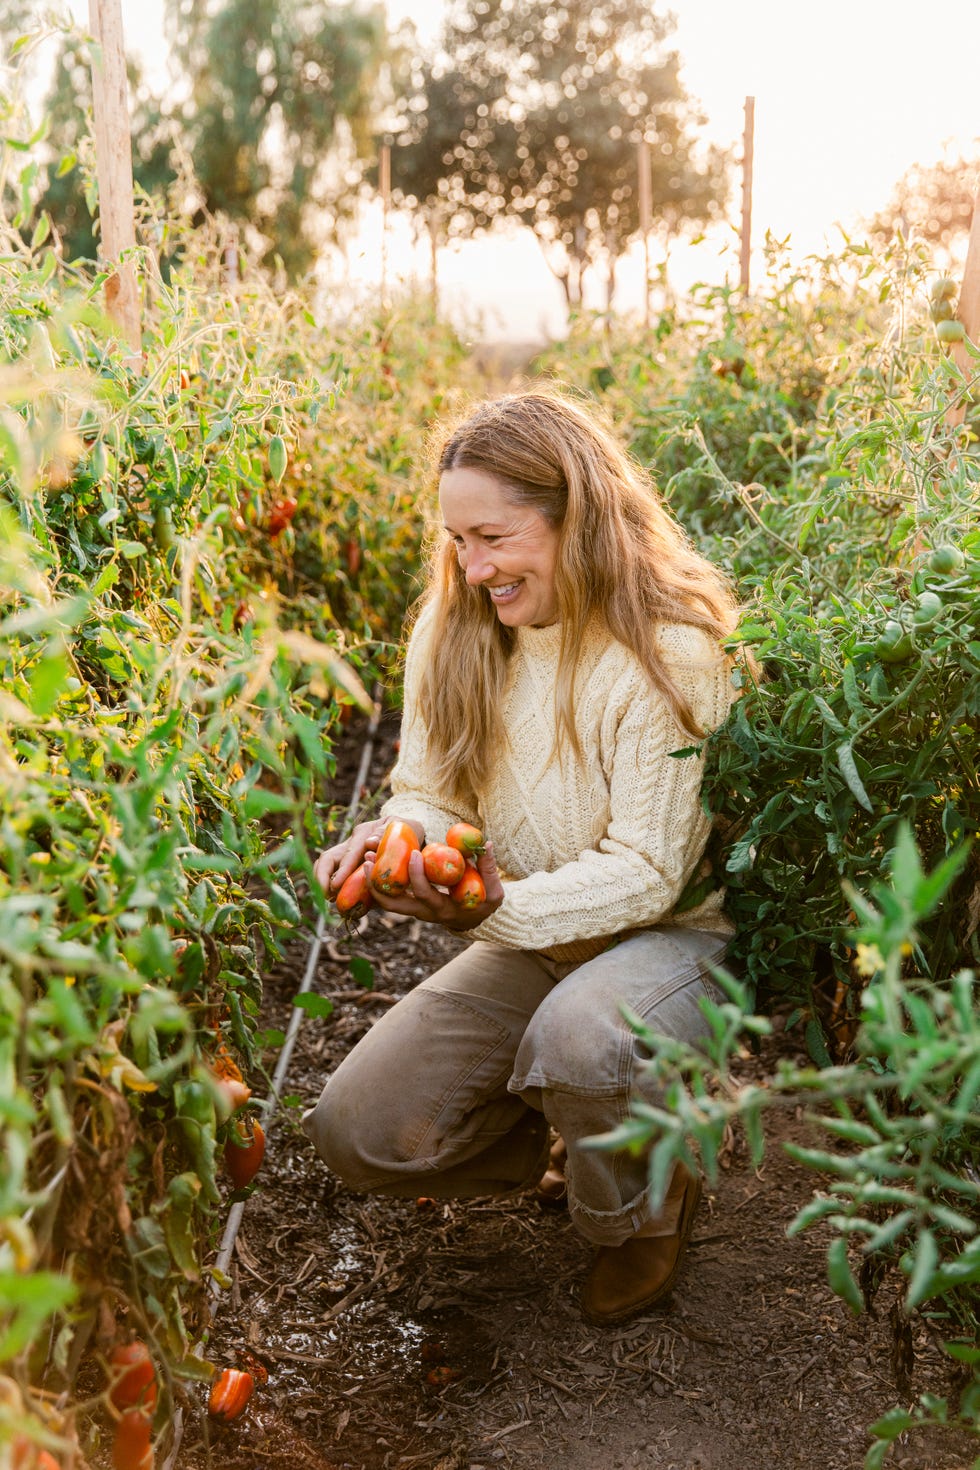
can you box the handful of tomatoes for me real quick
[335,821,487,923]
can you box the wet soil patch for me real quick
[176,713,976,1470]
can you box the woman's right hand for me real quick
[313,816,425,900]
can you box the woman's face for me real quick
[439,466,561,628]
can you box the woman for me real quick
[305,389,739,1325]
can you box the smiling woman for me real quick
[306,388,748,1328]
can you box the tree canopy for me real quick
[163,0,388,275]
[389,0,730,304]
[868,151,980,258]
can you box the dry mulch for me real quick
[174,715,977,1470]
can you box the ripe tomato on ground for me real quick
[371,821,420,896]
[420,843,466,887]
[208,1368,254,1423]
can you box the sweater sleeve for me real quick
[379,604,482,841]
[470,642,734,951]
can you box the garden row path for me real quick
[172,713,975,1470]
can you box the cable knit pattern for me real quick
[381,604,736,958]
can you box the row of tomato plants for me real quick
[542,237,980,1463]
[0,183,481,1464]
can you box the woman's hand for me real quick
[365,842,504,933]
[313,816,425,900]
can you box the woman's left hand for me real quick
[364,842,504,932]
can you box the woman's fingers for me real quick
[314,819,385,895]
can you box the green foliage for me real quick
[590,827,979,1466]
[539,238,980,1029]
[0,92,479,1451]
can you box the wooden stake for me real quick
[379,144,391,309]
[428,212,439,315]
[739,96,755,294]
[88,0,141,355]
[946,182,980,428]
[637,140,652,329]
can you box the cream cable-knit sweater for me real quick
[381,605,736,961]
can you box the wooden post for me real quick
[427,212,439,316]
[379,143,391,309]
[637,139,651,329]
[88,0,141,355]
[739,96,755,294]
[947,183,980,428]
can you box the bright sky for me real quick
[61,0,980,339]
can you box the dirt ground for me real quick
[175,715,977,1470]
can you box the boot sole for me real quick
[581,1172,703,1326]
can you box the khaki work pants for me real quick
[302,927,727,1246]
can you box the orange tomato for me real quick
[371,821,420,896]
[449,868,486,909]
[108,1341,157,1413]
[207,1368,254,1423]
[420,843,466,887]
[111,1409,153,1470]
[224,1119,265,1189]
[445,822,485,857]
[335,862,374,921]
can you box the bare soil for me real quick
[175,714,977,1470]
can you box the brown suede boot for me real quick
[580,1163,702,1325]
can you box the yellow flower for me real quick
[854,943,885,977]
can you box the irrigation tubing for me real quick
[162,687,385,1470]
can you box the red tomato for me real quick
[207,1368,254,1423]
[371,821,420,896]
[108,1341,157,1413]
[214,1074,252,1120]
[344,537,362,576]
[224,1119,265,1189]
[112,1410,153,1470]
[445,823,485,857]
[449,868,486,909]
[267,496,298,537]
[335,862,374,921]
[420,843,466,887]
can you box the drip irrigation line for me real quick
[162,687,385,1470]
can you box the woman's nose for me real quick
[462,546,494,585]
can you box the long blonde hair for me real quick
[413,388,738,801]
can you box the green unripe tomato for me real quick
[912,590,944,626]
[929,297,956,323]
[929,544,965,575]
[936,318,966,345]
[153,505,175,550]
[875,620,913,663]
[929,275,958,303]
